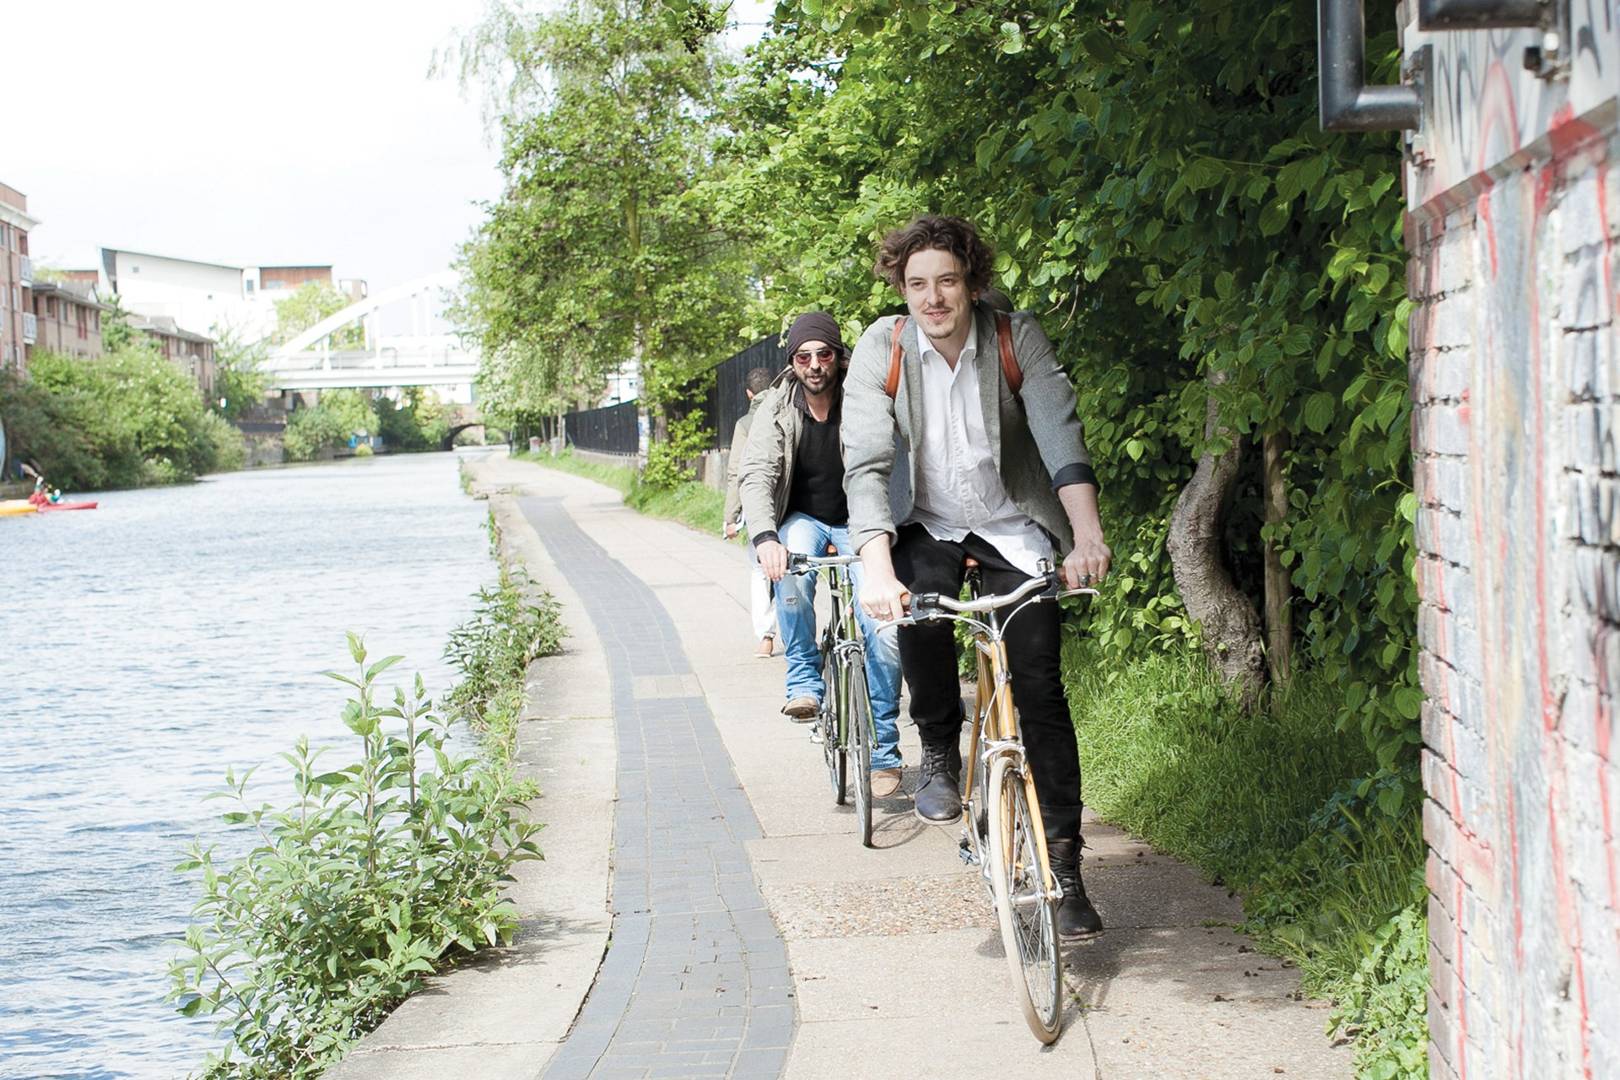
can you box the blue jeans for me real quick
[775,513,903,770]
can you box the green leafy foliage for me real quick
[284,390,449,461]
[641,410,713,490]
[1065,645,1426,1076]
[1330,904,1429,1078]
[272,283,365,349]
[171,578,566,1076]
[720,0,1418,798]
[2,347,239,489]
[442,571,567,732]
[209,331,270,421]
[451,0,754,432]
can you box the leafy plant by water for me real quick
[171,607,557,1077]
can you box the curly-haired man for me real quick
[842,214,1111,936]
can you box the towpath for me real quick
[332,451,1351,1080]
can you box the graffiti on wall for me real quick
[1404,5,1620,1076]
[1403,1,1617,215]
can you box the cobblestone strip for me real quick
[522,498,795,1080]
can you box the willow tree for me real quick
[451,0,754,433]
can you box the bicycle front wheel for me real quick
[846,654,874,848]
[987,753,1063,1043]
[820,644,847,804]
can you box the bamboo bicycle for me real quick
[891,558,1096,1042]
[786,549,876,848]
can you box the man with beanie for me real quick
[724,366,781,658]
[739,312,906,799]
[842,215,1110,938]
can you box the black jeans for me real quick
[892,524,1083,842]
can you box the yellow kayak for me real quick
[0,499,39,517]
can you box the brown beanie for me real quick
[785,312,846,359]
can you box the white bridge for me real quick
[261,271,478,391]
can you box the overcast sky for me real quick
[2,0,772,298]
[1,0,502,293]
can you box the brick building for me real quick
[133,315,215,399]
[29,281,105,361]
[1395,5,1620,1078]
[0,181,38,376]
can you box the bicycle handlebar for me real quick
[889,572,1100,630]
[786,552,862,573]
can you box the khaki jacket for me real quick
[737,383,801,540]
[722,395,764,529]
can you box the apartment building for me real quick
[0,182,38,375]
[29,282,105,361]
[133,315,216,399]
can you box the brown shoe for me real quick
[782,695,819,720]
[755,634,775,658]
[870,767,904,799]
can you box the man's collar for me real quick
[789,377,841,417]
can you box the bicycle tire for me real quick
[987,753,1063,1043]
[820,643,847,804]
[847,654,874,848]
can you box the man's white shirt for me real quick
[907,315,1053,576]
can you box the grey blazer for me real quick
[841,299,1096,556]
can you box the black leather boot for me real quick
[913,741,962,823]
[1046,837,1103,938]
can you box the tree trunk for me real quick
[1262,430,1293,685]
[1166,373,1267,708]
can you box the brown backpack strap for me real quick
[884,316,908,399]
[996,311,1021,395]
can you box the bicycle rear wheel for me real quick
[819,644,847,804]
[987,753,1063,1043]
[847,655,874,848]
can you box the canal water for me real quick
[0,451,498,1079]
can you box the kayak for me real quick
[0,500,39,517]
[38,501,98,512]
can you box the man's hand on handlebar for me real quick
[1062,534,1112,591]
[859,568,909,623]
[757,539,789,582]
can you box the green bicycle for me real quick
[787,549,876,848]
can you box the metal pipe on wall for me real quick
[1417,0,1544,29]
[1318,0,1422,131]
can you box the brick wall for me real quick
[1403,9,1619,1078]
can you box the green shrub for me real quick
[641,410,711,491]
[282,404,349,462]
[170,634,543,1077]
[3,347,231,489]
[1330,904,1429,1078]
[196,411,246,474]
[442,571,566,736]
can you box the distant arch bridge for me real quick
[260,271,479,392]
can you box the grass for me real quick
[515,448,725,536]
[1063,642,1427,1075]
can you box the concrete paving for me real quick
[336,451,1353,1079]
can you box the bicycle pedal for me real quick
[958,836,980,866]
[809,728,825,744]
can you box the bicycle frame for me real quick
[893,570,1098,904]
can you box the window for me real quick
[77,308,88,340]
[244,279,255,295]
[47,298,56,318]
[0,225,8,249]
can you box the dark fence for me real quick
[561,399,640,454]
[542,334,787,455]
[673,333,787,446]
